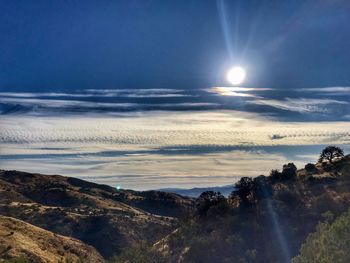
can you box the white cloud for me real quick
[249,98,348,113]
[1,111,350,146]
[1,108,349,189]
[0,89,192,98]
[302,87,350,95]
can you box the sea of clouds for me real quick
[0,87,349,189]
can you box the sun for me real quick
[227,66,246,85]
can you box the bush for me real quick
[111,244,168,263]
[305,163,317,173]
[281,163,297,180]
[293,208,350,263]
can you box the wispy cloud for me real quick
[249,98,348,113]
[0,97,217,114]
[1,111,349,146]
[0,89,192,99]
[1,110,350,189]
[302,86,350,95]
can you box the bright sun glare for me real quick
[227,66,246,85]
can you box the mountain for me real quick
[0,216,104,263]
[158,185,234,197]
[0,170,194,261]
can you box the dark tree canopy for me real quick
[319,146,344,163]
[305,163,317,173]
[235,177,254,205]
[270,169,282,181]
[196,191,227,216]
[253,175,273,200]
[282,163,297,179]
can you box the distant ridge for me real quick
[157,184,234,197]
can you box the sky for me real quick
[0,0,350,190]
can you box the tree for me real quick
[235,177,254,205]
[281,163,297,179]
[270,169,282,181]
[318,146,344,163]
[253,175,273,200]
[196,191,227,216]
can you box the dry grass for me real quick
[0,216,104,263]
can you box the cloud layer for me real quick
[1,110,350,189]
[0,87,349,189]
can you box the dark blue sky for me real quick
[1,0,350,91]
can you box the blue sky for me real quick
[1,0,350,91]
[0,0,350,189]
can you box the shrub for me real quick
[293,208,350,263]
[111,244,168,263]
[305,163,317,173]
[281,163,297,180]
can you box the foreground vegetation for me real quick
[293,206,350,263]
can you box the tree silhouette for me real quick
[282,163,297,179]
[318,146,344,163]
[235,177,254,205]
[253,175,273,200]
[196,191,227,216]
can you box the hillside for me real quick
[1,152,350,262]
[149,154,350,263]
[0,170,194,260]
[0,216,104,263]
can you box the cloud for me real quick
[302,87,350,95]
[1,110,350,189]
[0,147,302,190]
[249,98,348,113]
[0,89,192,98]
[0,97,218,114]
[1,111,350,145]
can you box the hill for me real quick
[0,216,104,263]
[149,154,350,263]
[1,151,350,262]
[0,170,194,260]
